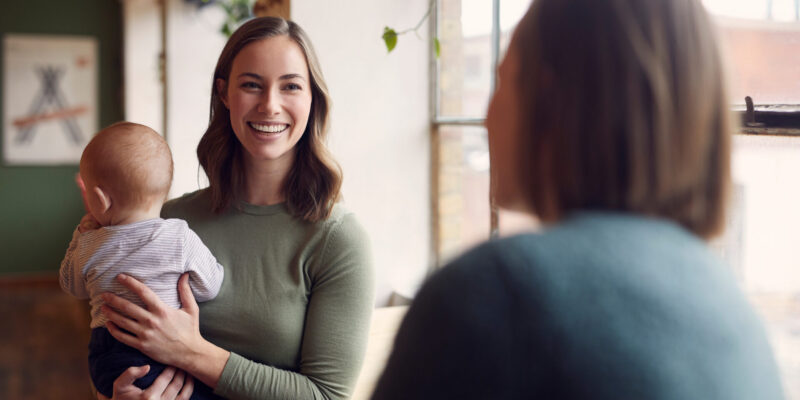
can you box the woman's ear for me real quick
[92,186,112,216]
[216,78,229,109]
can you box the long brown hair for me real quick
[197,17,341,222]
[512,0,732,238]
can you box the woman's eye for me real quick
[284,83,302,91]
[241,82,261,90]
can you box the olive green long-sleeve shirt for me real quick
[163,189,374,400]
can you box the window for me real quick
[433,0,534,264]
[432,1,800,397]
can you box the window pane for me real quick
[437,125,490,261]
[704,0,799,21]
[715,20,800,105]
[438,0,493,118]
[718,134,800,398]
[704,0,800,105]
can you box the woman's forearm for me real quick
[182,338,231,389]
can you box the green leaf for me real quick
[382,27,398,53]
[434,37,441,58]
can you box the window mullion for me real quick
[489,0,501,239]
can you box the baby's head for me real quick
[79,122,173,226]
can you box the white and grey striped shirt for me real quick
[59,218,224,329]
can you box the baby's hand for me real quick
[78,214,101,233]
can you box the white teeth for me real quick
[249,122,288,133]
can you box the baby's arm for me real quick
[182,228,224,302]
[59,226,90,299]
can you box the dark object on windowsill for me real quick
[738,96,800,136]
[744,96,765,128]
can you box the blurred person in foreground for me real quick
[371,0,785,398]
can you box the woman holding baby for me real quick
[98,17,374,400]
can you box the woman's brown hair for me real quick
[512,0,732,238]
[198,17,341,222]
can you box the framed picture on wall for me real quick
[2,34,97,165]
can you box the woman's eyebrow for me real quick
[279,73,306,81]
[237,72,263,80]
[236,72,306,81]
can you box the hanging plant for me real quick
[382,0,440,57]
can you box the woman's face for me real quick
[218,36,313,169]
[486,42,526,212]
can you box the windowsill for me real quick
[740,127,800,136]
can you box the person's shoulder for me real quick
[423,234,540,301]
[162,188,211,219]
[318,203,369,241]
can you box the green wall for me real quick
[0,0,123,275]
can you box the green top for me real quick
[162,189,374,400]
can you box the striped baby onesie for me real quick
[59,218,224,328]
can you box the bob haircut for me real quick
[198,16,341,222]
[512,0,732,238]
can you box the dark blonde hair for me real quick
[81,122,173,210]
[513,0,731,238]
[198,17,341,222]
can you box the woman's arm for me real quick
[214,217,375,399]
[101,273,230,388]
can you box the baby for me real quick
[59,122,223,399]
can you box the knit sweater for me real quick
[372,212,784,400]
[162,189,374,400]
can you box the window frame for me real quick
[430,0,502,267]
[429,0,800,266]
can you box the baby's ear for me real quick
[216,78,229,109]
[92,186,112,215]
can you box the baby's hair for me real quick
[80,122,173,210]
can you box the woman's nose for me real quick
[257,89,281,114]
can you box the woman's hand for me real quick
[97,365,194,400]
[100,273,204,370]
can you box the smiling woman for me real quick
[98,17,374,400]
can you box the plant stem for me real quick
[397,0,434,35]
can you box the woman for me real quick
[372,0,784,398]
[99,17,374,399]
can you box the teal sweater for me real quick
[162,189,374,400]
[373,212,784,399]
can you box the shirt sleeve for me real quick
[182,226,224,303]
[215,213,375,400]
[59,227,90,299]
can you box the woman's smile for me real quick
[248,121,290,137]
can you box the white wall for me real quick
[293,1,432,304]
[124,0,432,305]
[122,0,163,136]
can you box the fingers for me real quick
[177,375,195,400]
[178,273,198,316]
[105,320,141,349]
[101,291,150,322]
[161,369,185,400]
[114,365,151,392]
[115,274,167,313]
[144,366,177,397]
[102,304,143,335]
